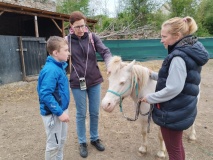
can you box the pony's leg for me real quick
[138,116,148,154]
[188,89,199,141]
[156,127,166,158]
[188,123,196,140]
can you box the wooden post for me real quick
[18,36,27,81]
[51,19,62,34]
[62,20,65,37]
[0,11,4,15]
[34,16,39,37]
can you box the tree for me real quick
[148,10,169,30]
[168,0,198,17]
[127,0,150,27]
[56,0,89,15]
[196,0,213,36]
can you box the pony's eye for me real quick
[120,82,124,85]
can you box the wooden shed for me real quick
[0,2,98,38]
[0,2,97,85]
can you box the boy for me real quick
[37,36,70,160]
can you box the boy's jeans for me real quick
[72,84,101,144]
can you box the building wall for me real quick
[1,0,56,12]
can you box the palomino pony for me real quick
[101,56,197,158]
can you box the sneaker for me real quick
[79,143,88,158]
[91,139,105,151]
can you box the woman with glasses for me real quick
[66,11,112,158]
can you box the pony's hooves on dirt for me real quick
[189,136,196,141]
[156,151,166,158]
[189,134,196,141]
[139,146,147,154]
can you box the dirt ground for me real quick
[0,59,213,160]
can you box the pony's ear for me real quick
[126,59,135,71]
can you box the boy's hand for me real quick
[58,112,70,122]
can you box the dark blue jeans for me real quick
[71,84,101,144]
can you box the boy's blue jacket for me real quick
[37,56,70,116]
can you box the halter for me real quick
[107,84,132,112]
[107,77,153,133]
[107,77,138,112]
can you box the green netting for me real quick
[97,38,213,62]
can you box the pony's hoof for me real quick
[189,134,196,141]
[156,151,166,158]
[189,135,197,141]
[139,146,147,154]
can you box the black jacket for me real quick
[67,32,112,88]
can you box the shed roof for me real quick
[0,2,97,24]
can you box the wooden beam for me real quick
[18,36,27,81]
[0,2,70,20]
[0,11,4,15]
[51,19,62,33]
[65,23,70,29]
[62,20,65,37]
[0,2,97,24]
[0,6,68,21]
[34,16,39,37]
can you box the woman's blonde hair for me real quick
[162,16,198,36]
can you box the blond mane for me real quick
[108,56,127,74]
[132,65,149,92]
[108,56,149,93]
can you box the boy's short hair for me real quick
[47,36,68,55]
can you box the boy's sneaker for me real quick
[91,139,105,151]
[79,143,88,158]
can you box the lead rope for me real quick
[107,78,154,133]
[147,104,154,133]
[128,101,154,133]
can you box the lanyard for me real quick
[69,35,89,79]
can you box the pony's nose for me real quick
[102,102,110,111]
[101,100,113,112]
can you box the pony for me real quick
[101,56,197,158]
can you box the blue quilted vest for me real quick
[152,36,209,130]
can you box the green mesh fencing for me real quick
[97,38,213,62]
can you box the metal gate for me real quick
[18,37,47,81]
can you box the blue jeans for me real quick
[71,84,101,144]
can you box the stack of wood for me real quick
[98,25,160,40]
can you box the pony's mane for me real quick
[132,65,149,92]
[108,56,150,92]
[108,56,127,73]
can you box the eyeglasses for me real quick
[73,25,86,30]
